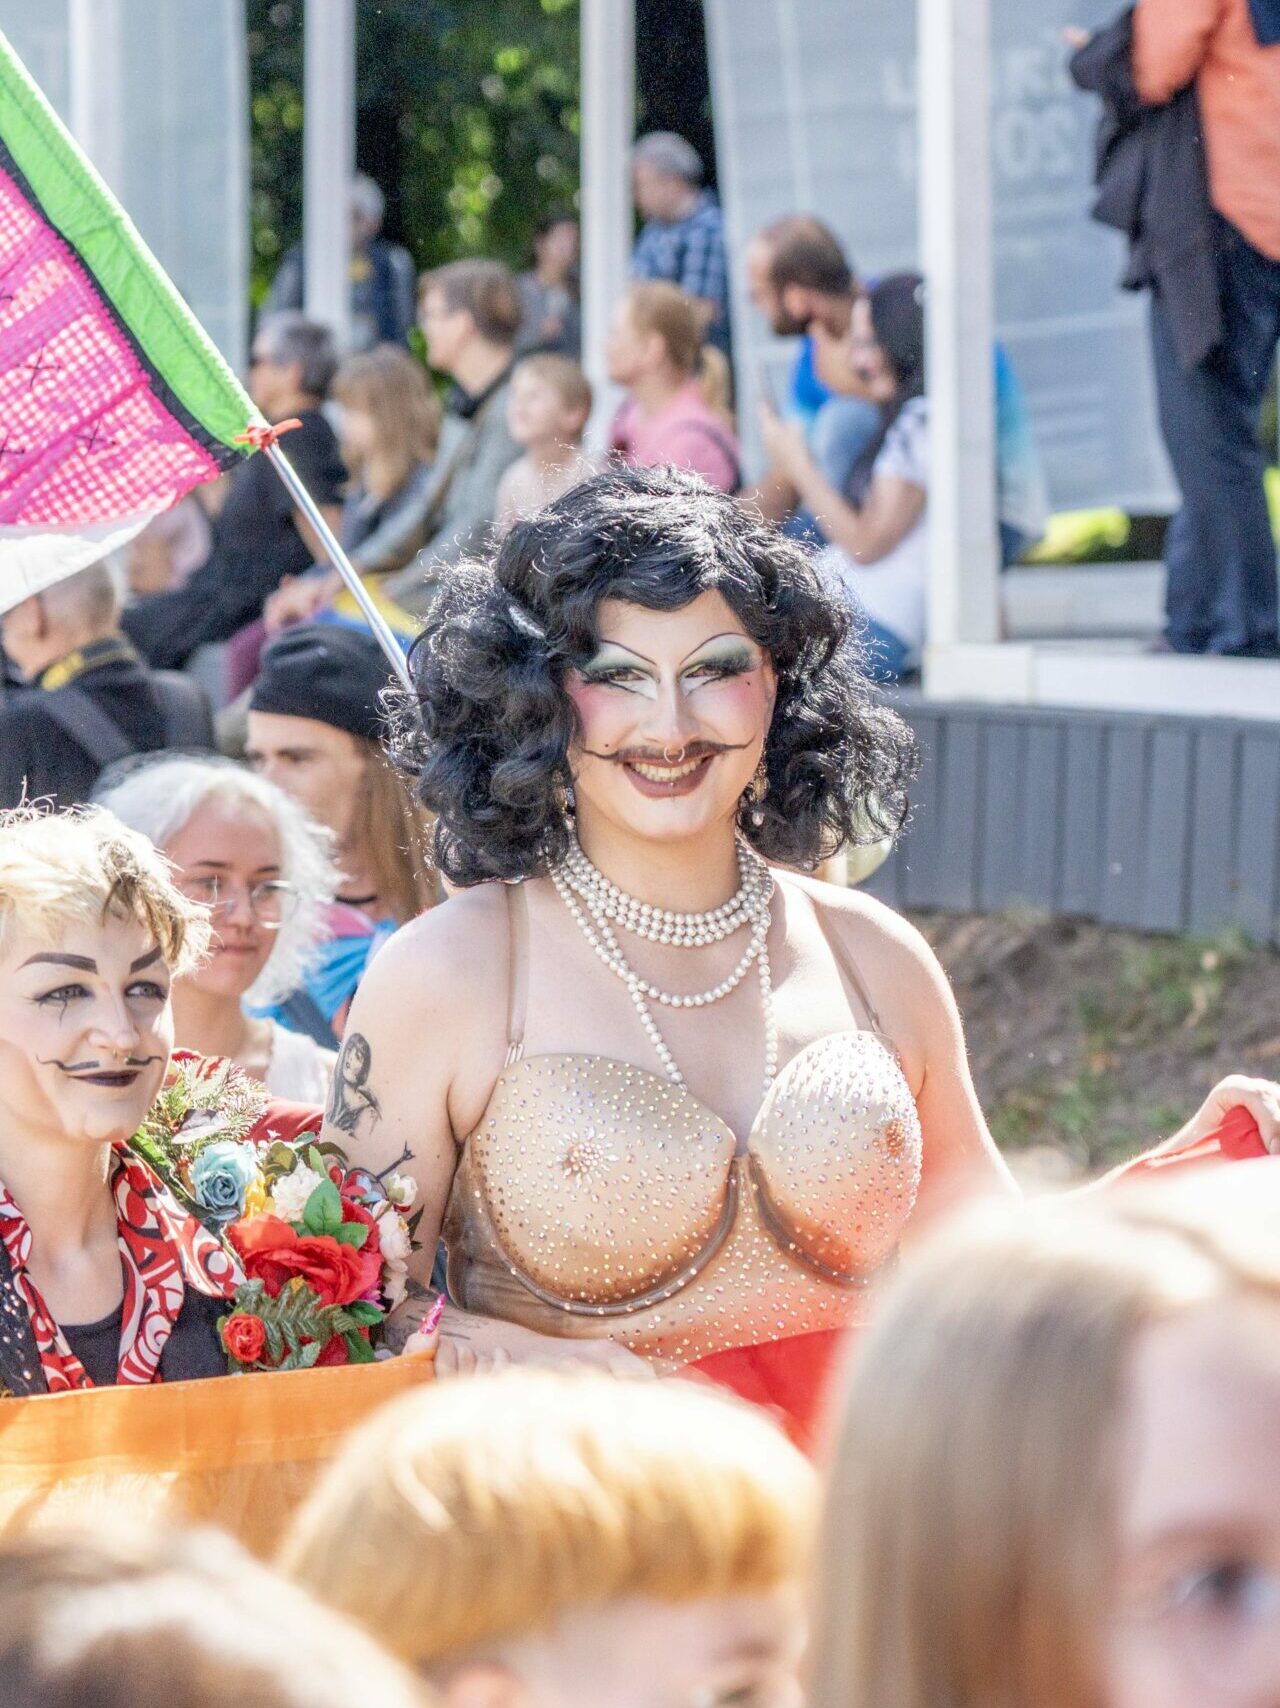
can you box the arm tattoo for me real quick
[326,1032,383,1136]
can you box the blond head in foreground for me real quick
[281,1366,816,1708]
[0,1523,434,1708]
[809,1173,1280,1708]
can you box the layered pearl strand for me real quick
[550,838,777,1096]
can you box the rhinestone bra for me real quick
[443,885,923,1365]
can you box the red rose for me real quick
[222,1311,267,1364]
[316,1334,350,1367]
[340,1194,382,1258]
[229,1216,379,1306]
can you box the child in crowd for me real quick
[809,1175,1280,1708]
[282,1369,814,1708]
[494,353,595,534]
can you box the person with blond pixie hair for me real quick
[0,1524,435,1708]
[281,1367,814,1708]
[809,1176,1280,1708]
[0,808,250,1396]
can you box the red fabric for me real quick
[1108,1106,1266,1184]
[0,1150,239,1393]
[686,1328,850,1453]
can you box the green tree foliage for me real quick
[247,0,580,302]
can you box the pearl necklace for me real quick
[550,839,778,1096]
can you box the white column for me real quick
[303,0,355,352]
[918,0,999,660]
[69,0,125,189]
[580,0,635,442]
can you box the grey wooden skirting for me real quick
[862,701,1280,949]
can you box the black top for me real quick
[61,1289,228,1387]
[122,408,346,670]
[0,641,169,810]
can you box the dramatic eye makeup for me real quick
[577,644,658,694]
[680,634,761,686]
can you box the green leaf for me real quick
[303,1178,343,1236]
[344,1329,376,1364]
[344,1300,383,1326]
[332,1221,369,1250]
[306,1144,328,1176]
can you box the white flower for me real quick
[269,1163,328,1223]
[383,1257,409,1312]
[385,1172,417,1209]
[374,1202,412,1264]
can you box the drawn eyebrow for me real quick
[587,641,657,667]
[129,947,164,973]
[20,952,97,972]
[679,632,758,665]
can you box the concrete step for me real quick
[1001,562,1163,640]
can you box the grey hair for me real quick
[350,172,385,232]
[39,560,120,631]
[96,756,339,1008]
[256,311,339,398]
[633,131,704,186]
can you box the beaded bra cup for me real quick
[443,886,924,1366]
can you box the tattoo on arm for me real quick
[326,1032,383,1136]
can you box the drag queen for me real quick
[331,466,1279,1421]
[0,809,238,1395]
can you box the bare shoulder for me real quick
[352,882,512,1034]
[780,869,945,987]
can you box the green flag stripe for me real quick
[0,29,259,450]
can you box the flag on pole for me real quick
[0,27,263,614]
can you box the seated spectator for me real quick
[631,131,731,354]
[0,1526,433,1708]
[495,353,595,534]
[742,216,880,535]
[261,172,418,352]
[121,314,345,673]
[380,261,523,617]
[246,626,437,1042]
[235,343,442,687]
[808,1181,1280,1708]
[515,209,581,357]
[124,491,215,597]
[97,757,340,1102]
[746,219,1047,562]
[607,282,741,493]
[759,273,927,681]
[282,1368,814,1707]
[0,561,213,810]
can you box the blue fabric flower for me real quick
[190,1140,258,1223]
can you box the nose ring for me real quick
[662,744,687,764]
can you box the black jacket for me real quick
[1070,10,1223,369]
[0,639,213,809]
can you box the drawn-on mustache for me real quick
[38,1056,166,1073]
[582,739,751,765]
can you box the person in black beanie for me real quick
[245,627,437,1043]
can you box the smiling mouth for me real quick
[69,1070,143,1089]
[618,751,719,797]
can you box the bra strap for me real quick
[504,881,530,1065]
[811,894,888,1038]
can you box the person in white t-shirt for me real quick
[97,757,340,1104]
[758,273,928,681]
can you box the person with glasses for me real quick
[808,1175,1280,1708]
[97,756,341,1103]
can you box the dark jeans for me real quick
[1150,216,1280,656]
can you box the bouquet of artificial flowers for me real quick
[130,1053,418,1372]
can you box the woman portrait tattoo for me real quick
[326,1032,382,1138]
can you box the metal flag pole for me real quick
[264,442,414,692]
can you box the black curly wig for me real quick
[388,463,919,885]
